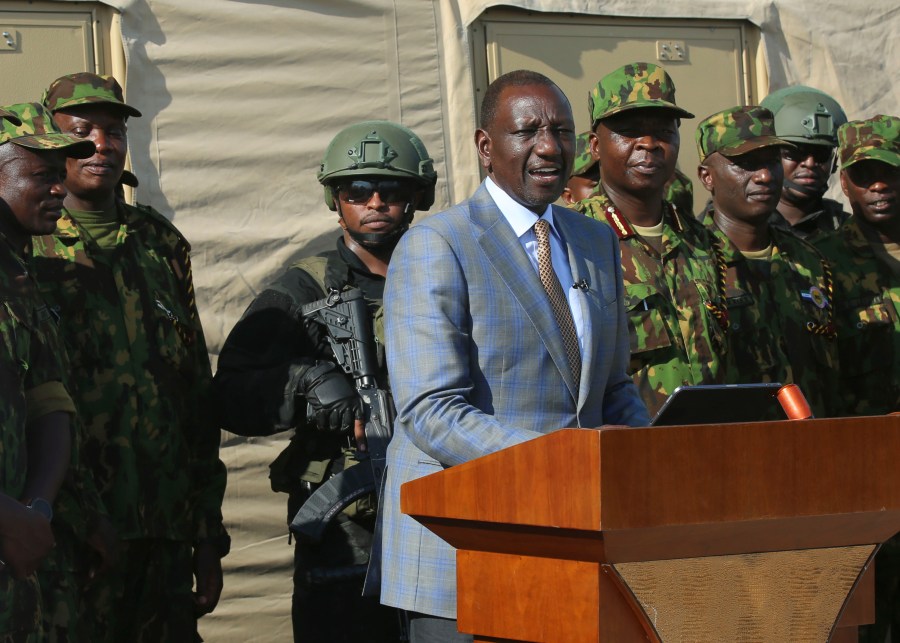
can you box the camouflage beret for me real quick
[0,102,94,157]
[571,131,598,177]
[42,72,142,118]
[695,105,792,161]
[837,114,900,170]
[589,62,694,127]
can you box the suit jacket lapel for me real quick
[554,207,600,409]
[469,186,578,400]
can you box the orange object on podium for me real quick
[401,416,900,642]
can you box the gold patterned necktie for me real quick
[533,217,581,388]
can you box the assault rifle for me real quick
[289,287,394,545]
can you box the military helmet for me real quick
[318,120,437,211]
[760,86,847,147]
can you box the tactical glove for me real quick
[297,362,362,433]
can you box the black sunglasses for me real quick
[337,179,412,204]
[781,145,835,165]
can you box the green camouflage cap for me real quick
[571,131,598,177]
[589,62,694,127]
[0,102,94,157]
[42,72,142,118]
[695,105,793,161]
[0,108,21,126]
[837,115,900,170]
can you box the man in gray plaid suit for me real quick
[380,70,650,641]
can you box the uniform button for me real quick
[732,322,741,331]
[857,321,866,329]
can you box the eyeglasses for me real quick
[337,180,412,204]
[781,145,835,165]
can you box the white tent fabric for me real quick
[52,0,900,639]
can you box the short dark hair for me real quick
[479,70,566,130]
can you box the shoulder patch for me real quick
[130,202,191,250]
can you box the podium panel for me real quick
[402,416,900,642]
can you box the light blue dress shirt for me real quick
[484,177,586,355]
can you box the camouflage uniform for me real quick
[574,192,729,415]
[0,231,73,641]
[816,217,899,416]
[695,105,841,417]
[824,114,900,643]
[574,62,728,416]
[813,115,900,417]
[701,206,840,417]
[0,105,84,642]
[30,198,227,640]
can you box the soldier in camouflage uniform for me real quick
[0,104,114,643]
[0,104,91,642]
[30,73,229,642]
[761,86,850,243]
[214,121,437,642]
[814,115,899,418]
[819,113,900,643]
[571,62,729,416]
[696,105,840,417]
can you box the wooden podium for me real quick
[401,416,900,642]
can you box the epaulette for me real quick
[130,202,192,251]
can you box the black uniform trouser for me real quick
[288,490,401,643]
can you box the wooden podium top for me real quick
[401,416,900,562]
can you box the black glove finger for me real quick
[339,407,356,434]
[329,408,346,433]
[315,409,330,432]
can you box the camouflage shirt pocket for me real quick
[838,299,894,378]
[151,291,193,377]
[0,299,32,377]
[624,284,672,357]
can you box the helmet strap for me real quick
[336,201,415,251]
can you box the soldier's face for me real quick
[335,178,419,249]
[562,164,600,205]
[592,109,680,196]
[779,143,835,204]
[52,105,127,201]
[0,145,68,237]
[841,160,900,230]
[699,147,783,224]
[476,83,575,214]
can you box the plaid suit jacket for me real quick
[379,183,649,618]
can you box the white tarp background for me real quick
[53,0,899,639]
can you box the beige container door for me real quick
[476,14,757,213]
[0,6,96,104]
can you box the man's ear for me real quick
[698,162,714,194]
[839,169,850,197]
[475,128,492,172]
[561,187,575,205]
[589,131,601,162]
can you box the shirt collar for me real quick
[484,176,553,238]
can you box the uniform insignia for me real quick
[801,286,829,309]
